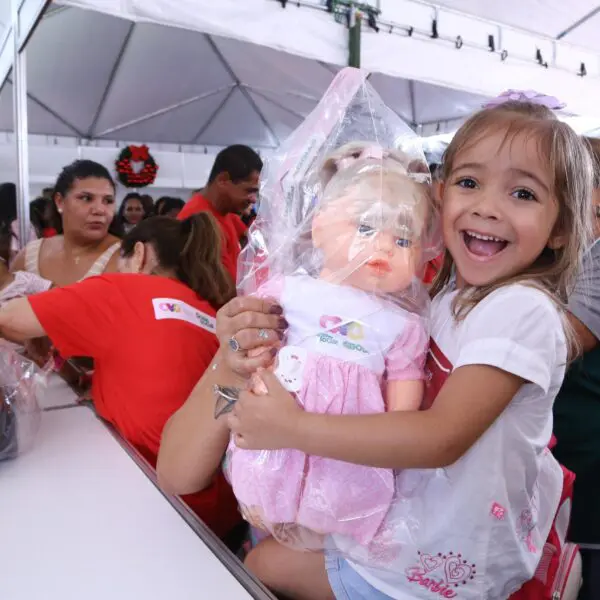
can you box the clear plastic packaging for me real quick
[0,342,47,461]
[219,67,443,566]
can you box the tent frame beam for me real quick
[247,87,306,121]
[204,34,280,147]
[8,76,86,136]
[191,86,236,144]
[556,6,600,39]
[87,21,136,138]
[94,86,235,137]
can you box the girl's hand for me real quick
[227,369,304,450]
[216,296,287,378]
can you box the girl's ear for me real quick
[547,235,567,250]
[547,221,567,250]
[131,241,146,273]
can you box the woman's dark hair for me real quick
[208,145,263,184]
[0,183,17,262]
[158,197,185,217]
[49,160,122,237]
[117,192,146,225]
[30,197,50,237]
[121,214,235,308]
[0,182,17,225]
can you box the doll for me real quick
[225,143,433,549]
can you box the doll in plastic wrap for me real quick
[226,151,433,551]
[218,68,441,555]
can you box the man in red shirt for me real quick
[178,145,262,280]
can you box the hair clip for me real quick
[483,90,566,110]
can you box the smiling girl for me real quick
[219,100,593,599]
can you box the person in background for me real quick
[30,197,57,238]
[12,160,121,285]
[41,187,54,201]
[178,145,262,280]
[140,194,154,217]
[0,213,242,544]
[117,192,147,234]
[0,211,51,309]
[154,196,168,217]
[553,136,600,600]
[11,160,122,387]
[157,197,185,219]
[0,183,37,262]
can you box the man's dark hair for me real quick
[207,145,263,184]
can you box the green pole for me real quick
[348,8,362,68]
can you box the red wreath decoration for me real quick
[115,144,159,188]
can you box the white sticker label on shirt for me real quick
[152,298,216,334]
[275,346,307,394]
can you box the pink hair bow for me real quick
[483,90,566,110]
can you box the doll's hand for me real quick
[227,369,303,450]
[216,296,287,377]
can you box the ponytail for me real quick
[177,213,235,307]
[121,214,235,309]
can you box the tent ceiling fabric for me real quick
[0,5,489,148]
[433,0,600,51]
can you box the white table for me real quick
[37,373,79,410]
[0,406,262,600]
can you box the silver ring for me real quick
[228,336,242,353]
[257,329,269,340]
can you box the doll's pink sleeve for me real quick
[384,315,428,381]
[254,275,285,302]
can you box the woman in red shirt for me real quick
[0,213,242,540]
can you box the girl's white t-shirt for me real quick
[347,283,566,600]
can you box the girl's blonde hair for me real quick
[583,136,600,188]
[431,101,595,327]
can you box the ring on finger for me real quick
[257,329,269,340]
[228,336,242,353]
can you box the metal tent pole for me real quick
[348,7,362,68]
[12,0,31,249]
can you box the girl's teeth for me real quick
[466,231,505,242]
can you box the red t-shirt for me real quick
[178,194,246,281]
[29,273,241,537]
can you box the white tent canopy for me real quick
[2,0,600,150]
[47,0,600,120]
[0,0,600,199]
[0,3,493,151]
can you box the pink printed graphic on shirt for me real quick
[517,509,537,553]
[405,551,477,598]
[491,502,507,520]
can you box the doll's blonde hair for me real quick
[316,143,434,250]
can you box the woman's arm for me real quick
[229,365,524,469]
[157,351,243,495]
[0,298,46,342]
[157,295,286,495]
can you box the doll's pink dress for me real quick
[227,273,427,545]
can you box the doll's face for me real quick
[312,186,426,294]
